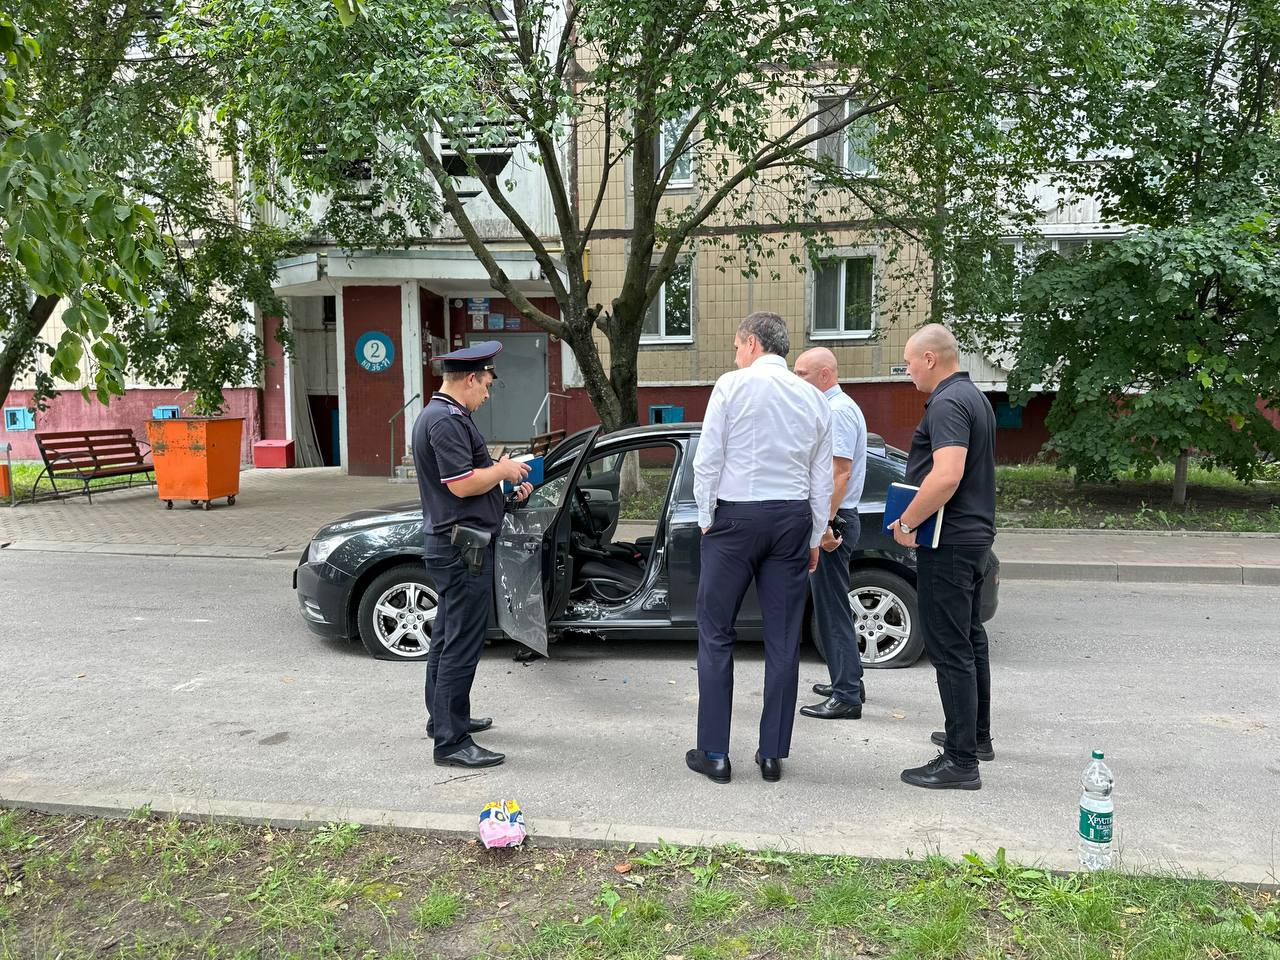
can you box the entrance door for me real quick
[467,333,548,443]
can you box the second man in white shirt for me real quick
[688,312,833,785]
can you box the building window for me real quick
[657,111,694,186]
[643,259,693,341]
[4,407,35,432]
[952,235,1119,318]
[816,98,875,175]
[812,256,875,338]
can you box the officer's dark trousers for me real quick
[916,544,992,769]
[424,536,493,758]
[810,508,862,703]
[696,500,811,759]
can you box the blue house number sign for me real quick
[355,332,395,372]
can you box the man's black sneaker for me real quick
[900,753,981,790]
[930,731,994,762]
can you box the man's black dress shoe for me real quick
[811,680,866,703]
[900,753,981,790]
[754,751,781,782]
[434,743,506,768]
[800,696,862,720]
[426,717,493,738]
[685,749,731,784]
[930,731,995,762]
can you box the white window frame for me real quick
[809,251,877,341]
[814,97,876,176]
[642,258,695,344]
[657,110,695,188]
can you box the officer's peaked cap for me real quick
[438,340,502,374]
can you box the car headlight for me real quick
[308,533,350,565]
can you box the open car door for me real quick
[493,426,601,655]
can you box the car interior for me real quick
[566,444,678,603]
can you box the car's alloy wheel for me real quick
[811,568,924,669]
[356,564,438,660]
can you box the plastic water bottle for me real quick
[1077,749,1114,870]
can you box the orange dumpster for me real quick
[146,417,244,510]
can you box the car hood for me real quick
[314,501,423,538]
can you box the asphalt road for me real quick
[1,550,1277,880]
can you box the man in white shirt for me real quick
[688,312,833,784]
[794,347,869,720]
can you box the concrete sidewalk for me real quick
[2,466,1277,583]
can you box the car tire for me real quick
[356,564,438,661]
[810,568,924,669]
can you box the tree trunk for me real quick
[0,294,60,410]
[619,449,647,498]
[1172,450,1189,507]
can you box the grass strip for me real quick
[2,810,1278,959]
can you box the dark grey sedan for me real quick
[294,424,999,668]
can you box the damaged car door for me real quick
[492,427,600,655]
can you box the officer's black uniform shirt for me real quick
[412,392,504,537]
[905,372,997,547]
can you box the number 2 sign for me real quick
[355,332,396,373]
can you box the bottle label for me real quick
[1079,806,1113,843]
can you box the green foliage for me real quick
[178,0,1141,430]
[1004,0,1280,484]
[0,1,297,415]
[0,13,161,406]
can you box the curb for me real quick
[998,528,1280,540]
[2,781,1274,885]
[3,539,1277,584]
[0,540,298,561]
[998,561,1280,586]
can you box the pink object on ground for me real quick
[478,800,527,848]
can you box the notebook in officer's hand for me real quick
[884,482,944,549]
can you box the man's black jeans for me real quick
[916,544,992,768]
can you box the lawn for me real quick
[2,808,1277,959]
[620,460,1280,531]
[3,462,151,502]
[996,461,1280,532]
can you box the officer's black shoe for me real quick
[930,731,995,762]
[426,717,493,738]
[900,753,981,790]
[434,743,506,768]
[811,680,867,703]
[685,749,731,784]
[513,646,543,663]
[754,751,781,782]
[800,696,862,720]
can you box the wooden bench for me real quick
[529,429,566,456]
[32,428,155,503]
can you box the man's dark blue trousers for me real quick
[696,499,812,759]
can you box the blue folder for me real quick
[884,482,944,549]
[502,454,544,495]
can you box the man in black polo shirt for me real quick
[412,341,532,769]
[889,324,997,790]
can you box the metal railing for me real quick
[532,392,570,439]
[388,393,421,479]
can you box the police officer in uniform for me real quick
[412,341,532,768]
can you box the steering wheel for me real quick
[570,488,598,539]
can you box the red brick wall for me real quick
[2,388,262,462]
[558,380,1053,462]
[342,285,405,476]
[262,314,287,440]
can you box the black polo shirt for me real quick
[905,372,997,547]
[412,392,504,537]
